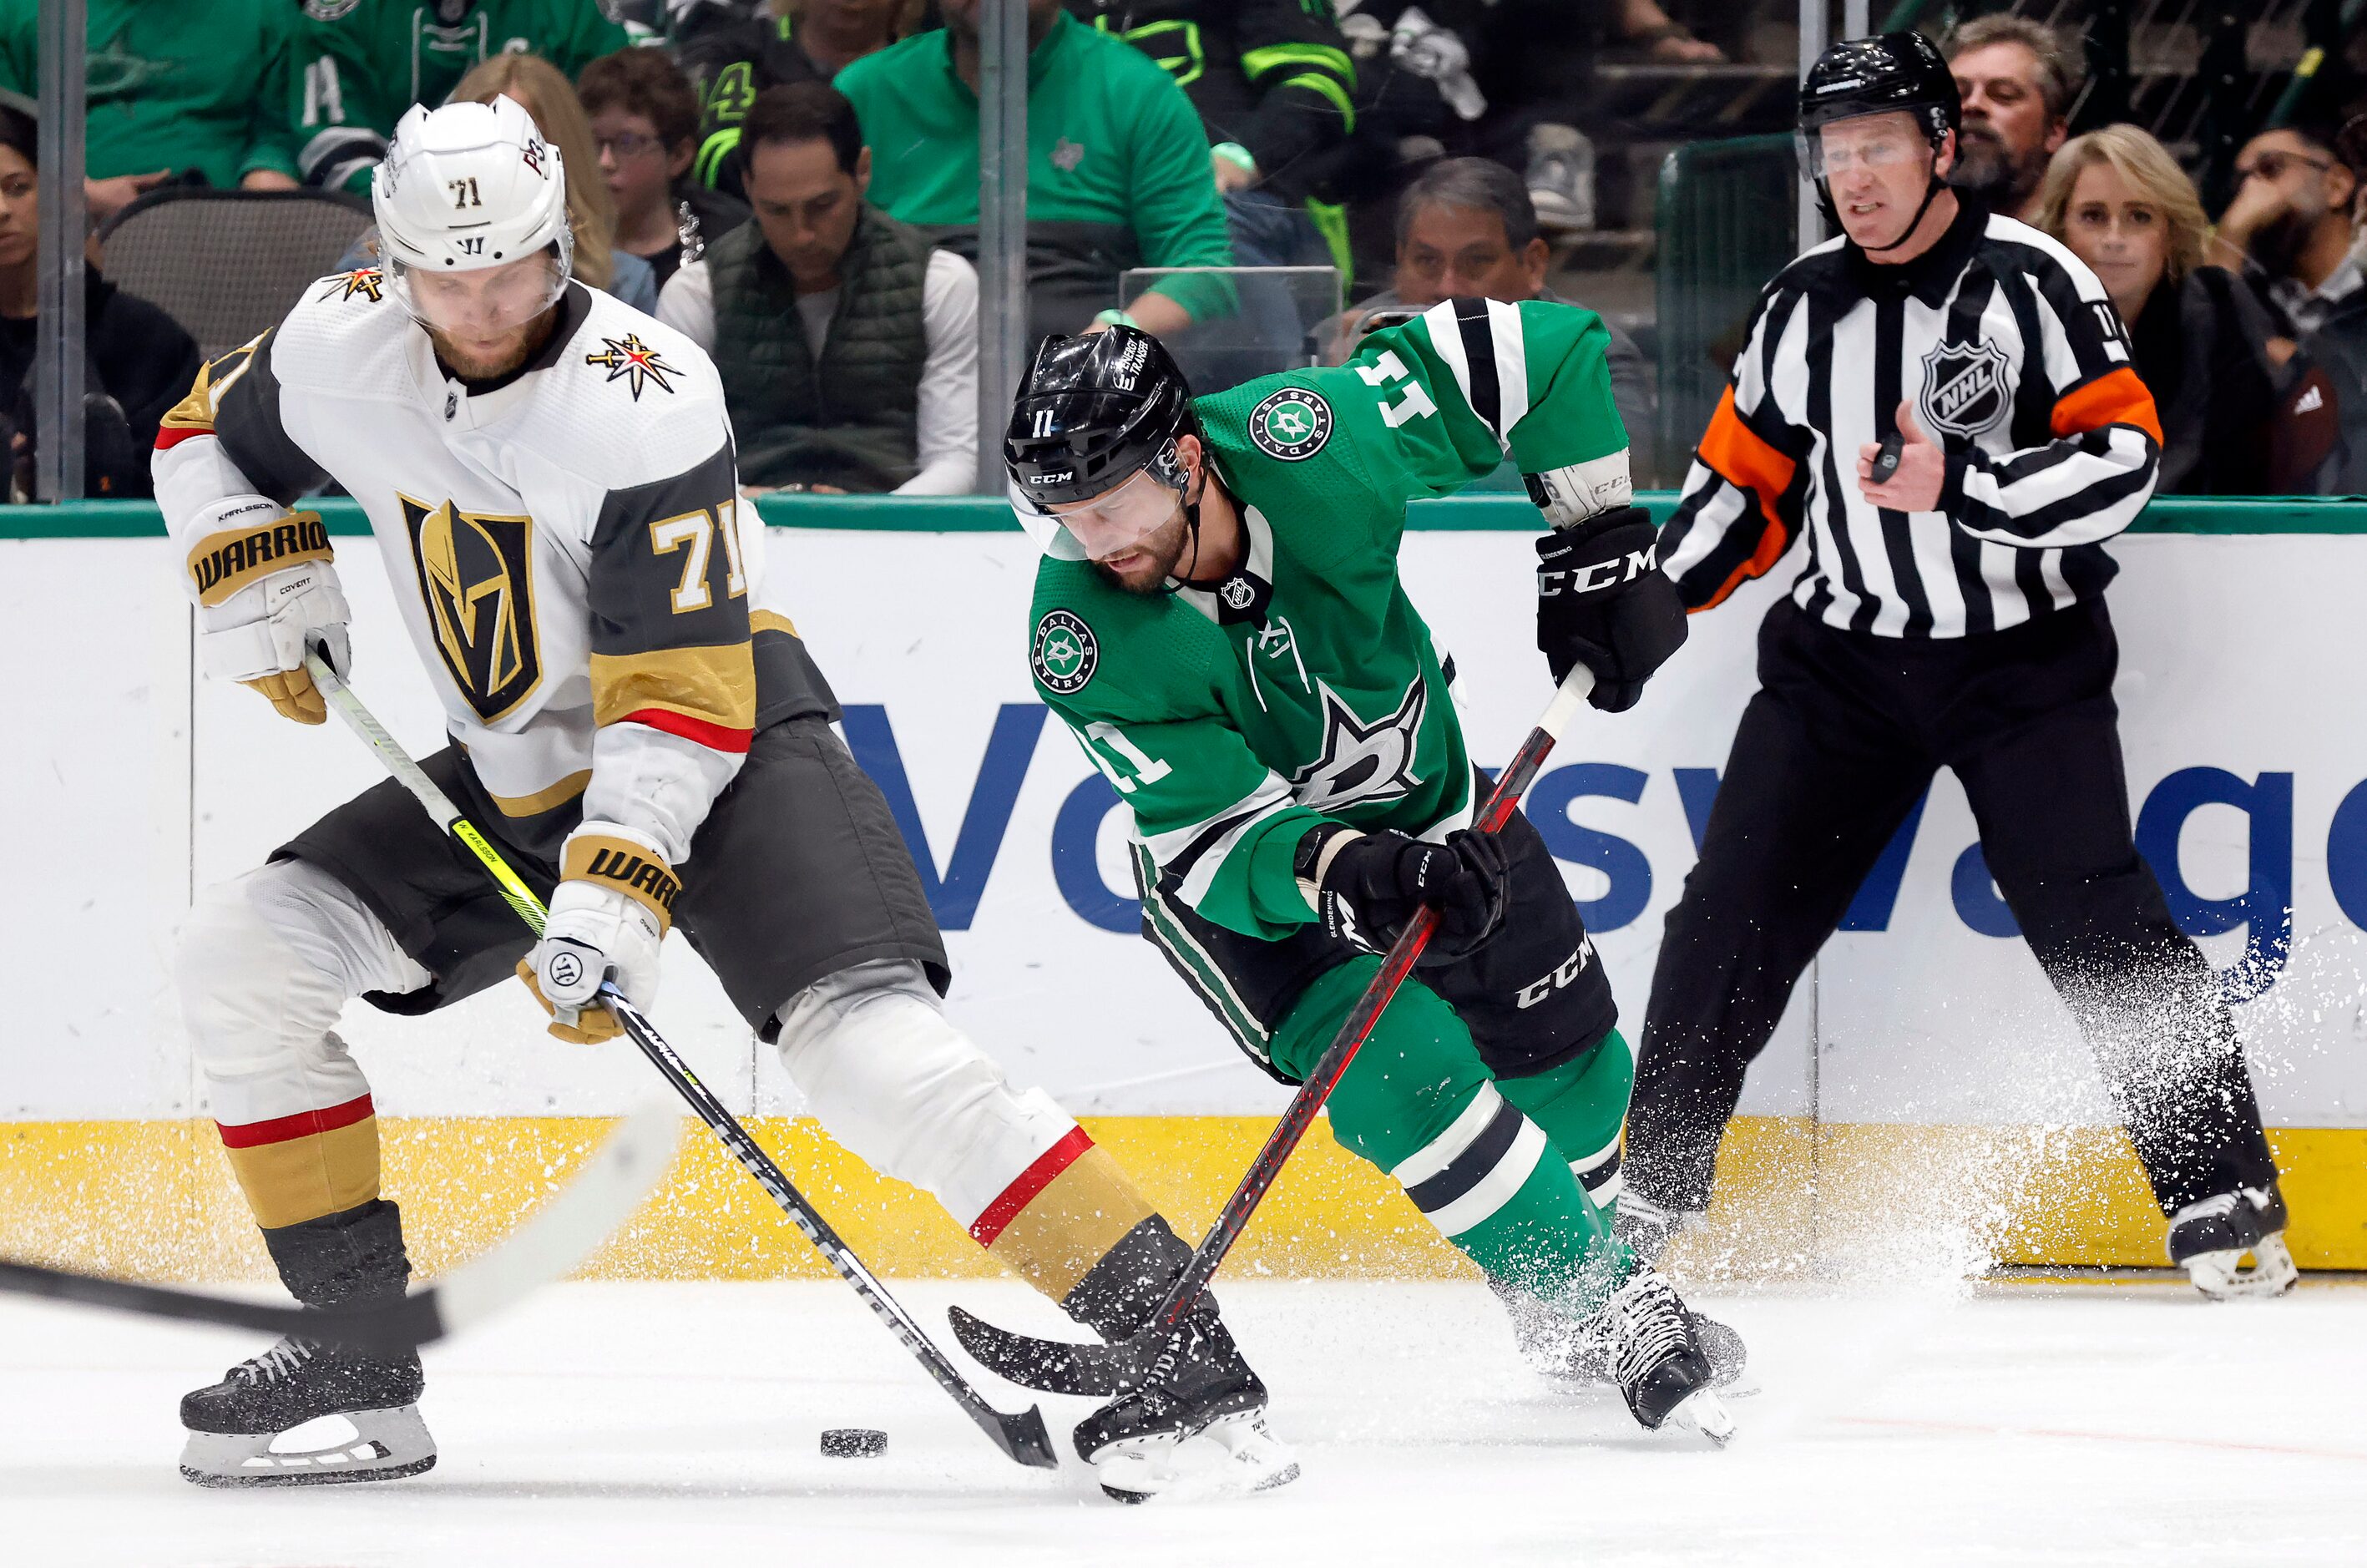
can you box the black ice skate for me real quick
[1575,1270,1736,1443]
[1491,1275,1751,1394]
[1071,1304,1298,1503]
[2168,1185,2299,1301]
[179,1333,433,1487]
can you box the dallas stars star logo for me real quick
[1290,680,1427,814]
[320,267,383,303]
[1248,387,1332,461]
[584,333,680,400]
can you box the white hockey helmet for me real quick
[372,95,573,326]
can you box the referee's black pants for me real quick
[1626,597,2279,1218]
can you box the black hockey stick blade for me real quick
[948,1304,1159,1398]
[0,1105,679,1353]
[983,1396,1060,1468]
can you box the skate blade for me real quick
[180,1404,437,1488]
[1668,1388,1736,1448]
[1090,1412,1302,1504]
[2184,1234,2300,1301]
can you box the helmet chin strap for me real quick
[1161,463,1215,594]
[1862,171,1949,254]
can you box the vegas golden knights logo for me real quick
[401,493,542,721]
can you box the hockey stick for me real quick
[301,652,1058,1470]
[0,1103,680,1353]
[951,666,1596,1394]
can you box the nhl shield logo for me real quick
[1918,337,2010,438]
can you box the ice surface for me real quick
[2,1276,2360,1566]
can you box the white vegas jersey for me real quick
[154,271,834,862]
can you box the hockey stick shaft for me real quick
[0,1104,680,1351]
[301,655,1057,1469]
[1147,667,1596,1333]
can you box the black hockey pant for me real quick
[1626,598,2279,1217]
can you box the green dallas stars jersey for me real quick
[1028,298,1631,941]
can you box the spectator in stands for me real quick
[1068,3,1357,275]
[1944,13,2078,222]
[579,47,750,292]
[2037,124,2337,495]
[835,0,1235,346]
[0,99,199,497]
[290,0,629,197]
[1318,158,1652,471]
[674,0,910,201]
[0,0,301,227]
[450,53,659,313]
[657,83,977,494]
[2211,114,2361,338]
[2289,112,2367,494]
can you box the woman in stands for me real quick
[448,53,661,316]
[2036,124,2336,493]
[0,97,198,498]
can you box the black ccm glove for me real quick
[1295,823,1510,963]
[1533,504,1690,713]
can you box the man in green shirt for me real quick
[834,0,1232,345]
[0,0,301,225]
[286,0,629,195]
[996,311,1739,1442]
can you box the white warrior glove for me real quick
[518,824,677,1044]
[184,504,350,724]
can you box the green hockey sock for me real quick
[1498,1027,1638,1214]
[1269,961,1629,1310]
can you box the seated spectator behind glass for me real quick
[2037,125,2336,495]
[0,0,301,227]
[450,53,658,315]
[1945,13,2077,223]
[835,0,1233,345]
[579,47,751,292]
[288,0,628,197]
[657,84,977,495]
[675,0,909,201]
[0,99,199,497]
[2211,113,2360,338]
[1318,158,1651,472]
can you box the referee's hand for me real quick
[1858,402,1945,513]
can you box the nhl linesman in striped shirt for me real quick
[1622,34,2296,1298]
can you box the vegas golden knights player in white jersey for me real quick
[154,94,1293,1497]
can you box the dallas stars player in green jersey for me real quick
[1004,312,1740,1439]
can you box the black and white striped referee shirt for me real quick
[1656,200,2163,638]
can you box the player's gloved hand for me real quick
[518,824,676,1044]
[1295,823,1510,961]
[1534,505,1688,713]
[185,507,349,724]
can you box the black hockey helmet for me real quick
[1798,33,1961,249]
[1005,326,1197,512]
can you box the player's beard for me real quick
[428,303,562,384]
[1090,506,1195,596]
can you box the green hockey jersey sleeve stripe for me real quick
[1416,297,1530,450]
[1143,769,1292,868]
[1166,774,1305,911]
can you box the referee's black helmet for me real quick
[1798,33,1961,237]
[1004,326,1197,508]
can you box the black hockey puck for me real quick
[821,1428,888,1459]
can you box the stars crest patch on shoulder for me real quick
[320,268,384,304]
[584,333,680,400]
[1032,609,1098,695]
